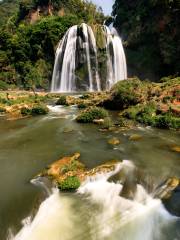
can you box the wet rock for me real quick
[63,127,74,133]
[38,153,120,191]
[93,119,104,125]
[108,137,121,145]
[129,134,142,141]
[170,145,180,153]
[155,177,180,217]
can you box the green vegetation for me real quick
[103,78,149,110]
[60,160,84,174]
[21,104,49,116]
[123,103,180,130]
[112,0,180,80]
[58,176,80,191]
[76,107,109,123]
[56,95,68,105]
[0,0,105,90]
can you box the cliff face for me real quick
[112,0,180,80]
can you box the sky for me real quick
[91,0,114,15]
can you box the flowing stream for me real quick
[0,105,179,240]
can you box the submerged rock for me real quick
[129,134,142,141]
[108,137,121,145]
[170,145,180,153]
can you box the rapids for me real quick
[11,161,178,240]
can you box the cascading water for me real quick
[10,161,178,240]
[51,23,127,92]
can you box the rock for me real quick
[63,127,74,133]
[129,134,142,141]
[154,177,180,216]
[108,137,121,145]
[37,153,120,191]
[170,145,180,153]
[93,119,104,125]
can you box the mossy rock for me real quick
[129,134,142,141]
[108,137,121,145]
[56,95,68,106]
[103,78,149,110]
[76,107,109,123]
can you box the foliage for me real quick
[61,160,84,174]
[21,104,49,115]
[112,0,180,79]
[58,176,80,191]
[123,103,180,130]
[56,95,68,105]
[0,0,105,90]
[103,78,149,110]
[76,107,109,123]
[77,103,88,109]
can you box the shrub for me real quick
[21,107,32,115]
[58,176,81,191]
[77,103,87,109]
[154,115,180,129]
[76,107,109,123]
[21,104,49,116]
[31,105,49,115]
[56,95,68,106]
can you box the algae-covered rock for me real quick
[108,137,121,145]
[170,145,180,153]
[129,134,142,141]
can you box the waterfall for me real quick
[51,23,127,93]
[11,161,178,240]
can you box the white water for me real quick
[51,25,78,92]
[51,23,127,92]
[11,161,176,240]
[104,26,127,90]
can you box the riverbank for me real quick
[0,77,179,129]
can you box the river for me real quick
[0,105,179,240]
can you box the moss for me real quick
[103,78,149,110]
[58,176,80,191]
[56,95,68,106]
[76,107,109,123]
